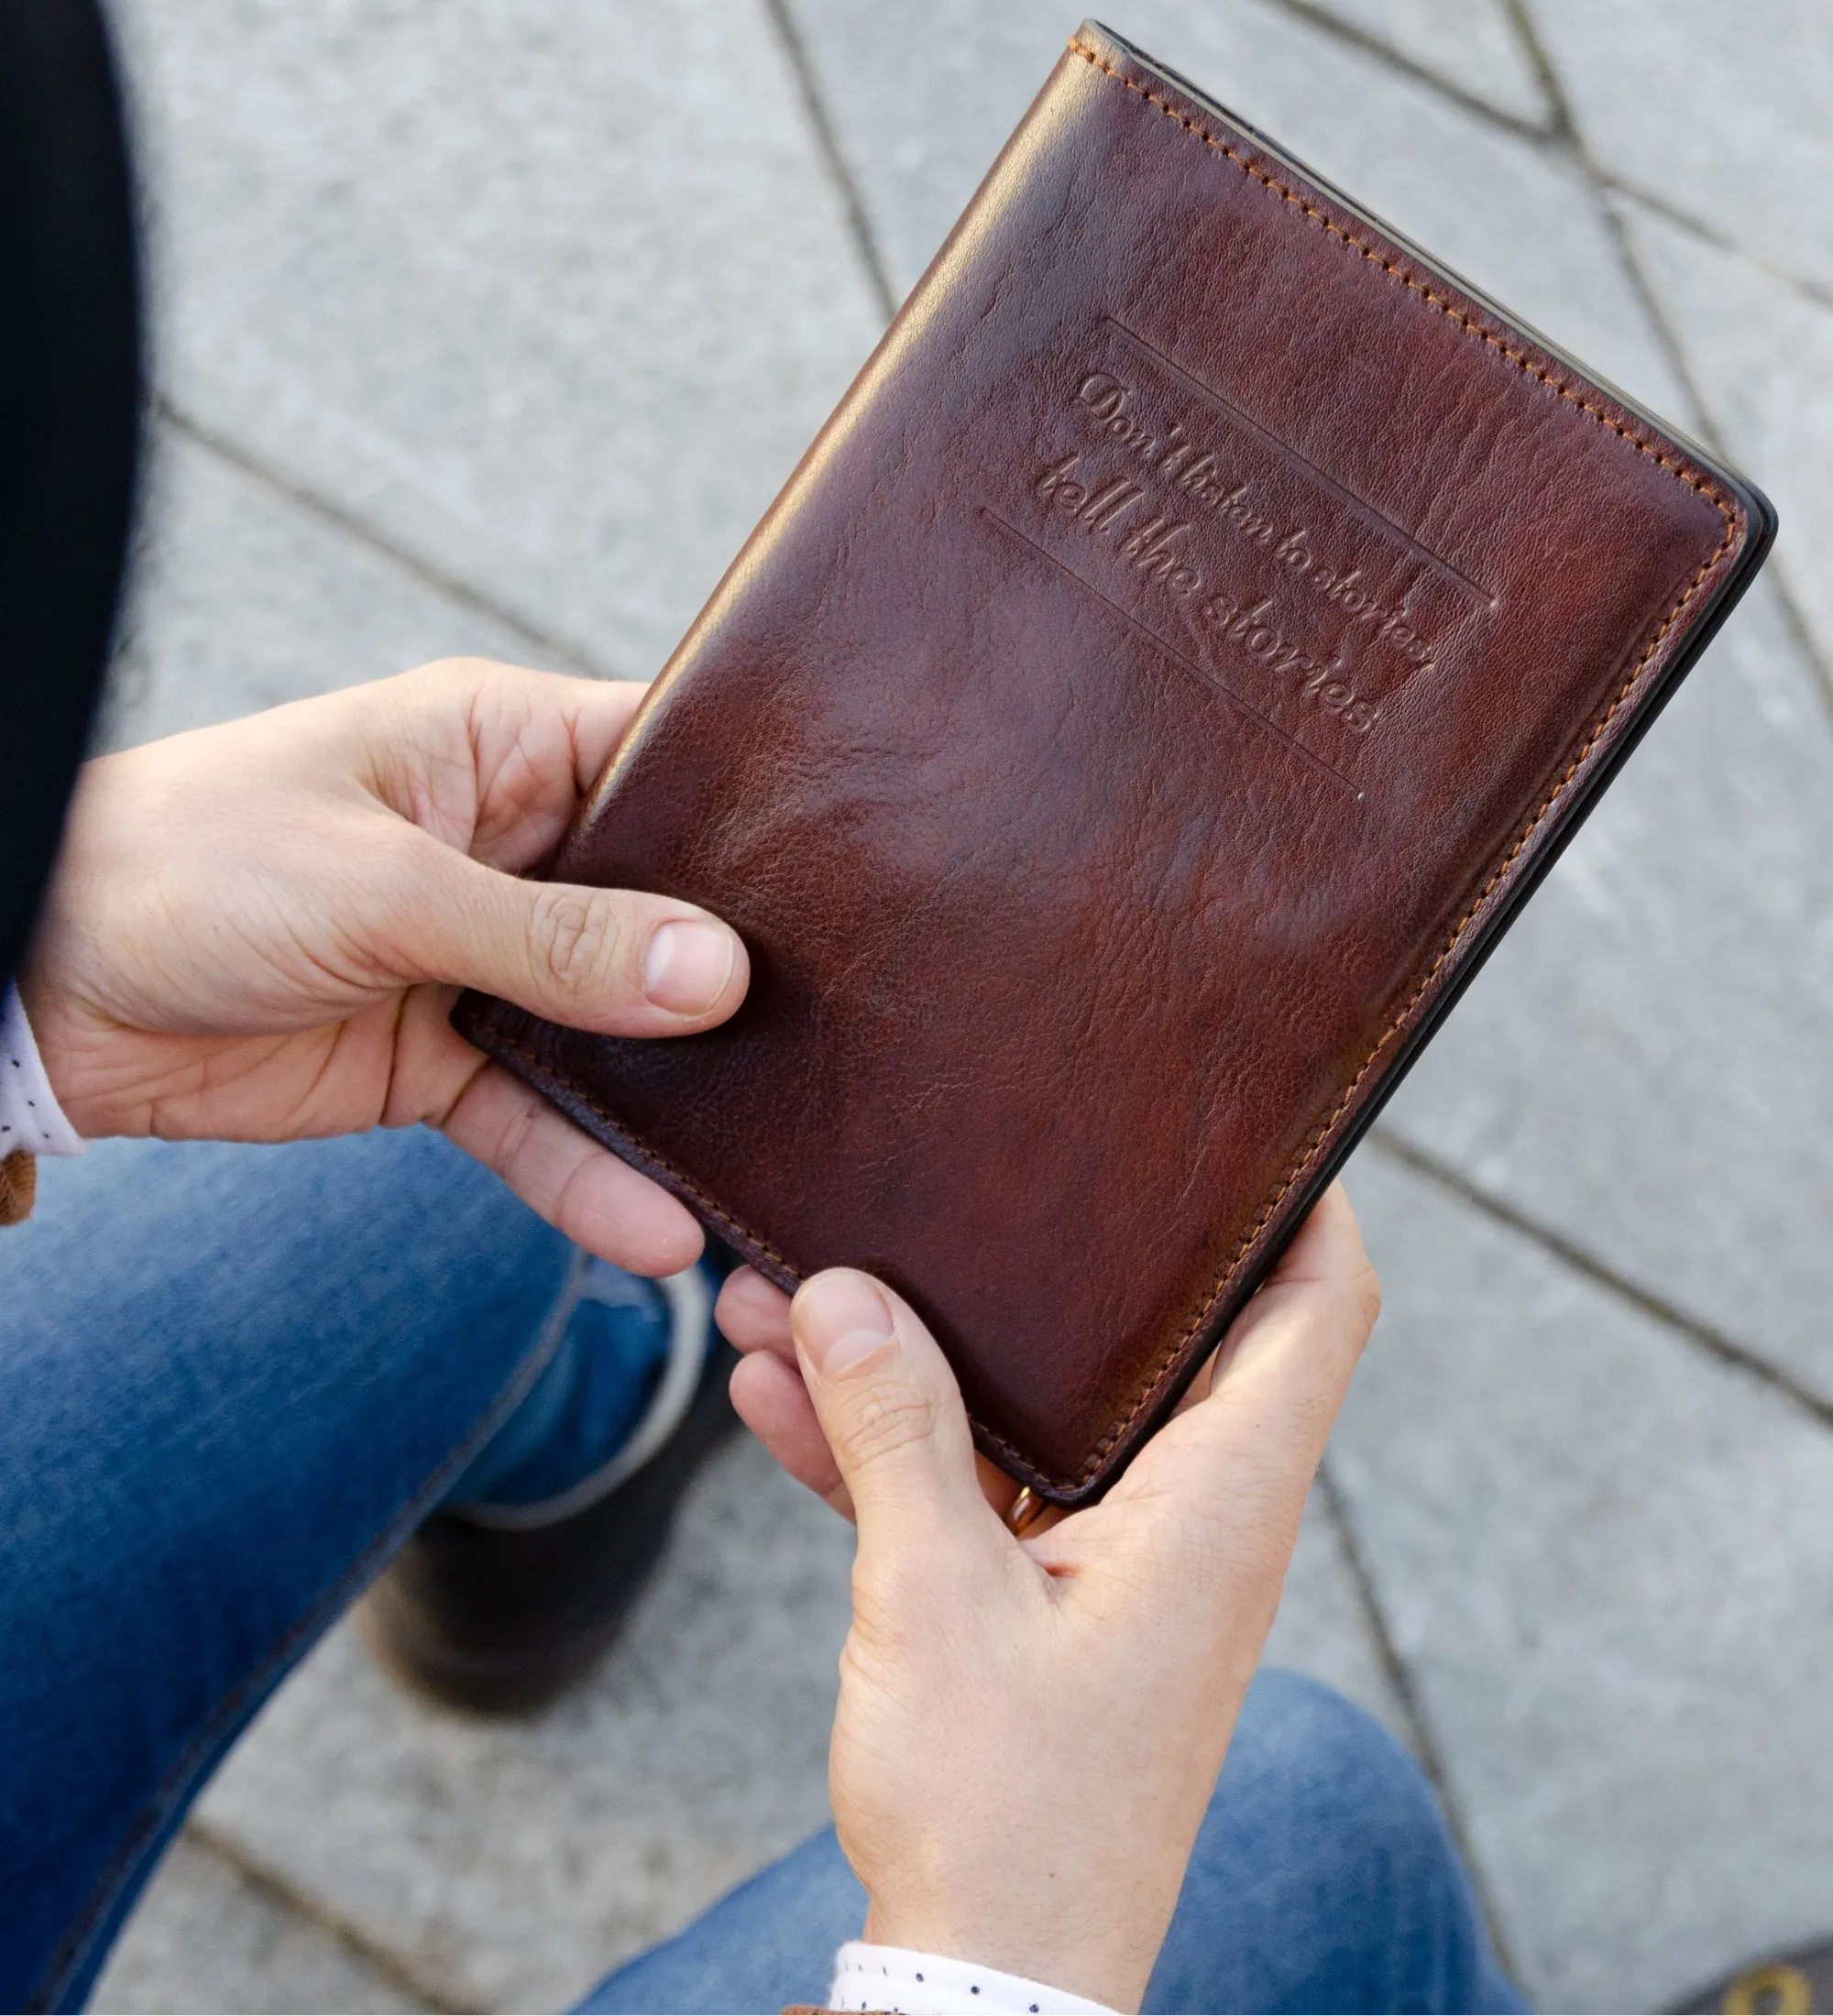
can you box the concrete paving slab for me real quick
[1525,0,1833,300]
[1336,1147,1833,2013]
[183,1429,1403,2011]
[104,426,543,754]
[111,0,884,678]
[94,1834,423,2015]
[1292,0,1551,127]
[194,1431,855,2013]
[1379,570,1833,1406]
[1620,200,1833,686]
[792,0,1689,417]
[83,6,1833,2013]
[777,0,1049,302]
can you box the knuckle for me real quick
[489,1093,545,1192]
[836,1375,942,1470]
[406,655,463,683]
[406,653,497,687]
[532,889,629,995]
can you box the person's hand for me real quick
[20,658,748,1276]
[719,1187,1378,2011]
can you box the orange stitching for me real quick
[487,1031,799,1277]
[487,1031,1079,1481]
[488,1026,1069,1485]
[492,46,1745,1499]
[500,479,1721,1494]
[1058,527,1731,1482]
[1066,39,1734,523]
[1019,35,1743,1489]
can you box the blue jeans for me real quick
[0,1129,1521,2013]
[587,1668,1523,2015]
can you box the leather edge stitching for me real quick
[477,510,1738,1497]
[1066,37,1736,529]
[460,1034,1083,1495]
[1030,518,1737,1485]
[474,45,1749,1495]
[479,1033,804,1280]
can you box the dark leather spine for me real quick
[456,23,1769,1503]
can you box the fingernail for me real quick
[642,919,736,1015]
[796,1270,895,1374]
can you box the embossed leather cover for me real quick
[456,22,1773,1505]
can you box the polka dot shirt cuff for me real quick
[827,1942,1116,2015]
[1,984,86,1158]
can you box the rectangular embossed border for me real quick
[458,22,1775,1507]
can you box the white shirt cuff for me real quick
[1,984,86,1157]
[828,1942,1116,2015]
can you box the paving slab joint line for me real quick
[148,395,617,685]
[181,1815,479,2015]
[1270,0,1831,379]
[1510,0,1833,328]
[760,0,898,323]
[1496,0,1579,152]
[1583,168,1833,327]
[1258,0,1556,141]
[1312,1460,1522,1986]
[1366,1127,1833,1437]
[1505,0,1833,725]
[1603,176,1833,320]
[1596,192,1833,726]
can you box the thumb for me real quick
[791,1269,985,1542]
[397,834,749,1035]
[1090,1183,1378,1605]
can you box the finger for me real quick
[730,1350,855,1519]
[1253,1180,1380,1300]
[455,664,649,802]
[398,834,750,1036]
[1180,1184,1376,1464]
[722,1268,1016,1528]
[1170,1347,1221,1416]
[1162,1188,1373,1421]
[368,662,650,870]
[977,1453,1029,1524]
[1065,1184,1377,1586]
[1212,1183,1381,1403]
[1174,1185,1377,1441]
[716,1266,795,1357]
[791,1269,987,1545]
[439,1057,704,1276]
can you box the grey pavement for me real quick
[88,3,1833,2011]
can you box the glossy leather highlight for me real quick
[456,22,1769,1503]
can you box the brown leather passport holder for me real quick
[456,22,1774,1506]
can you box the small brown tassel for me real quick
[0,1148,37,1226]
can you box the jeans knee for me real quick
[1147,1671,1515,2013]
[1225,1668,1465,1893]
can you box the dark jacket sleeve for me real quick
[0,0,140,990]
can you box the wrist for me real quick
[862,1901,1157,2014]
[12,971,109,1140]
[833,1940,1120,2015]
[1,982,87,1159]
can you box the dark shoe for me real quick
[361,1268,741,1716]
[1674,1941,1833,2013]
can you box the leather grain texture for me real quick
[456,22,1765,1504]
